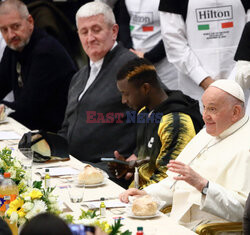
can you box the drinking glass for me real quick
[18,148,33,186]
[67,182,85,203]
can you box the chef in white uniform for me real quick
[120,80,250,234]
[115,0,177,89]
[159,0,250,109]
[234,22,250,116]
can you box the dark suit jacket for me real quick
[0,28,77,132]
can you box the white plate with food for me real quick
[77,165,109,188]
[126,209,163,219]
[80,177,108,188]
[126,195,165,219]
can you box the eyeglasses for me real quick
[16,62,23,88]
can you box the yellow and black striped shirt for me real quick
[129,90,204,189]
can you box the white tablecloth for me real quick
[0,117,196,235]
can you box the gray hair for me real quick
[0,0,29,18]
[75,1,116,28]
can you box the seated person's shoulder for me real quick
[116,44,137,60]
[31,29,69,58]
[160,112,194,127]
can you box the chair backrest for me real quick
[27,1,87,69]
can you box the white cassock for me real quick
[144,115,250,234]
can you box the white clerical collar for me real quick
[217,115,249,140]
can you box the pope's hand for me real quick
[167,160,208,192]
[119,188,147,203]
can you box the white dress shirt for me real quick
[78,42,118,101]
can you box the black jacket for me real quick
[0,28,77,131]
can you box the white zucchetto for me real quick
[209,79,245,103]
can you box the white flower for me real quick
[50,202,60,211]
[23,196,31,202]
[8,167,16,179]
[77,218,96,226]
[25,200,47,220]
[48,194,58,204]
[23,171,31,181]
[19,217,26,226]
[32,200,47,213]
[0,159,4,168]
[9,211,18,224]
[22,202,34,212]
[13,160,22,168]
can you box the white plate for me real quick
[84,178,108,188]
[78,170,109,188]
[126,209,163,219]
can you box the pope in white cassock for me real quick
[120,79,250,234]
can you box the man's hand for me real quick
[123,153,137,180]
[199,76,214,90]
[119,188,147,203]
[167,160,208,192]
[108,151,138,179]
[129,49,144,58]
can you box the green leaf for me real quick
[33,181,42,189]
[121,230,132,235]
[79,209,97,220]
[64,214,74,224]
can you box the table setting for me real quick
[0,117,197,235]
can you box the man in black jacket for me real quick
[0,0,77,132]
[109,58,204,189]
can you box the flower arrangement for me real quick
[64,209,132,235]
[0,148,28,193]
[1,148,132,234]
[0,148,61,226]
[5,181,61,226]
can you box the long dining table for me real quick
[0,117,196,235]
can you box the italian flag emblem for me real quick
[130,25,154,32]
[198,21,234,30]
[142,26,154,32]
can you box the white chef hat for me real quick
[209,79,245,103]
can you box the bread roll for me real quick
[78,165,104,185]
[132,195,157,216]
[0,109,5,121]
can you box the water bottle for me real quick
[0,172,18,216]
[0,172,19,235]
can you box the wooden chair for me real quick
[160,205,243,235]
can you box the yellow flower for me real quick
[6,197,26,218]
[93,220,111,233]
[29,189,43,200]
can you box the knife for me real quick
[83,196,119,203]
